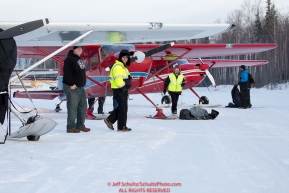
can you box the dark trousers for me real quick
[63,84,87,131]
[88,98,95,109]
[247,89,252,107]
[88,96,105,113]
[97,96,105,113]
[113,96,119,110]
[107,89,128,130]
[240,83,249,108]
[169,92,180,112]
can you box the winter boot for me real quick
[104,118,114,130]
[86,108,96,119]
[123,126,132,131]
[67,128,81,133]
[117,126,131,132]
[80,127,91,132]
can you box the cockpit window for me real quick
[101,44,135,55]
[168,59,188,68]
[176,59,188,64]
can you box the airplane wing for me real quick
[187,59,268,67]
[16,43,277,62]
[135,44,278,58]
[0,21,235,45]
[12,70,58,76]
[17,45,101,61]
[13,90,64,100]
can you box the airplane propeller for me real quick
[131,42,175,63]
[0,18,49,39]
[144,42,175,57]
[199,58,216,88]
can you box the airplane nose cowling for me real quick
[132,51,145,63]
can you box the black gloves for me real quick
[124,78,131,90]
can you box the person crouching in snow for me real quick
[163,64,185,114]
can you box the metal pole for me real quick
[9,107,26,125]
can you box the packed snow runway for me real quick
[1,85,289,193]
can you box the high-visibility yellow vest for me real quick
[168,73,184,92]
[110,60,130,89]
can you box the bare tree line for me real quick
[198,0,289,88]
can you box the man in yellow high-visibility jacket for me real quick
[163,64,185,114]
[104,50,132,132]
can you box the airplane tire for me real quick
[199,96,209,104]
[55,104,62,112]
[27,135,40,141]
[161,95,171,104]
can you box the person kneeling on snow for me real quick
[163,64,185,114]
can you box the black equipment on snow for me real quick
[199,96,209,104]
[179,107,219,120]
[226,85,241,108]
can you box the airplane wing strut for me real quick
[9,29,94,84]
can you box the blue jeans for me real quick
[63,84,87,131]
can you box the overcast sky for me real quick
[0,0,288,24]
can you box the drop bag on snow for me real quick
[179,107,219,120]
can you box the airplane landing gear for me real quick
[161,95,171,104]
[137,88,167,119]
[27,135,40,141]
[152,109,167,119]
[55,100,65,112]
[55,104,62,112]
[199,96,209,104]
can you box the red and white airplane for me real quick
[14,43,277,118]
[1,19,277,119]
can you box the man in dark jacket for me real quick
[238,65,249,109]
[63,46,90,133]
[163,64,185,114]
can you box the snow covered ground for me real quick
[1,84,289,193]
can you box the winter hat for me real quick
[240,65,246,70]
[118,49,131,66]
[73,46,83,50]
[173,64,181,70]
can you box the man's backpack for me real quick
[248,73,256,88]
[248,73,255,84]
